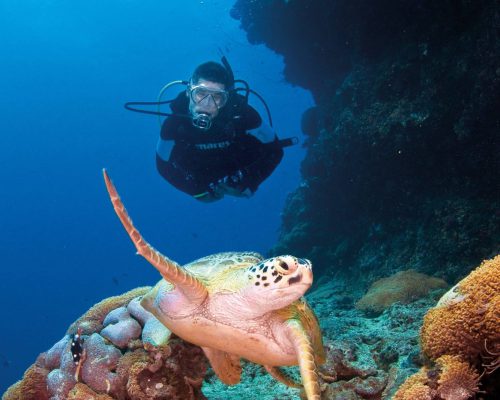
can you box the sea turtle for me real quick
[103,170,326,400]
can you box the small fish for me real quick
[71,327,85,365]
[71,327,87,381]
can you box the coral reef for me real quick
[394,255,500,399]
[356,270,448,314]
[2,288,207,400]
[6,257,495,399]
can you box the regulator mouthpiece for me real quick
[192,112,212,130]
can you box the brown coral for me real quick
[67,383,114,400]
[2,365,50,400]
[356,269,448,314]
[125,339,207,400]
[421,255,500,364]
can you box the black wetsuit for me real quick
[156,92,284,198]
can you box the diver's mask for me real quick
[188,84,229,109]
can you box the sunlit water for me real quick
[0,0,313,392]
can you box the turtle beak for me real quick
[287,265,313,288]
[301,267,313,286]
[298,258,313,286]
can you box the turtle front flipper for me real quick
[202,347,242,385]
[103,169,207,303]
[287,320,321,400]
[264,365,302,388]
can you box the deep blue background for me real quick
[0,0,313,393]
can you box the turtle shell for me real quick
[160,252,264,295]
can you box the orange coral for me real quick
[356,269,447,313]
[2,365,50,400]
[67,287,150,335]
[421,255,500,363]
[392,370,434,400]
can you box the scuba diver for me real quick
[126,57,296,202]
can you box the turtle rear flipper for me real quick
[264,365,302,388]
[103,169,207,304]
[202,347,242,385]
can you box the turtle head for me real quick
[245,255,313,311]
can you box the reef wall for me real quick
[232,0,500,283]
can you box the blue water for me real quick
[0,0,313,393]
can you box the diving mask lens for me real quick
[190,85,229,108]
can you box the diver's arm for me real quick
[219,130,284,194]
[238,139,284,193]
[156,149,225,201]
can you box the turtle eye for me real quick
[274,256,296,275]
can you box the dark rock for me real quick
[233,0,500,284]
[301,106,322,138]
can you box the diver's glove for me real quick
[207,170,253,199]
[218,169,245,188]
